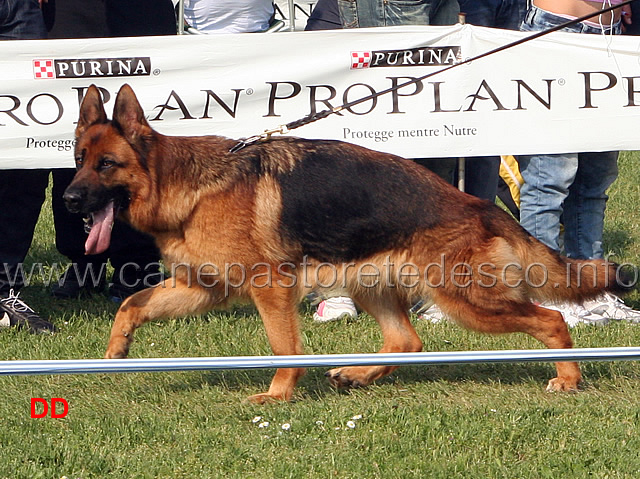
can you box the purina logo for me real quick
[351,46,461,69]
[351,52,372,69]
[33,57,152,79]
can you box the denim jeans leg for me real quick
[337,0,443,28]
[495,0,528,30]
[517,153,578,253]
[458,0,499,26]
[562,151,618,259]
[430,0,459,26]
[521,4,622,34]
[0,0,47,40]
[336,0,359,28]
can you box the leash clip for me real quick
[229,125,290,153]
[262,124,290,140]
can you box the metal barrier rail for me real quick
[2,347,640,376]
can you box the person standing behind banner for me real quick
[307,0,460,185]
[41,0,174,302]
[304,0,460,323]
[517,0,640,326]
[455,0,528,202]
[0,0,57,334]
[308,0,525,203]
[183,0,275,34]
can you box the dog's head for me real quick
[64,84,153,255]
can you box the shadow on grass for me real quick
[158,357,639,400]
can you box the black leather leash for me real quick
[230,0,636,153]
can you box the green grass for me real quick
[2,152,640,478]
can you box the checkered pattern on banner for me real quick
[351,51,371,69]
[33,60,55,79]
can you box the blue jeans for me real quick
[337,0,459,28]
[518,5,621,260]
[0,0,47,40]
[459,0,528,30]
[518,152,618,259]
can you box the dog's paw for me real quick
[245,393,287,404]
[325,367,369,389]
[104,347,128,359]
[104,334,132,359]
[545,377,580,392]
[104,352,126,359]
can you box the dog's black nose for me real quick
[63,190,83,213]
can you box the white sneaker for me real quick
[583,293,640,323]
[539,301,609,328]
[313,296,357,322]
[418,304,448,324]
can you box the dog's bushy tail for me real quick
[513,236,635,304]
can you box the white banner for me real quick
[2,24,640,169]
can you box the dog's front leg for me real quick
[104,278,218,359]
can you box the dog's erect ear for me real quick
[112,84,151,145]
[76,84,107,137]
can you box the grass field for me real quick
[1,153,640,478]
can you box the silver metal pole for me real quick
[177,0,185,35]
[288,0,296,31]
[456,12,467,192]
[2,348,640,376]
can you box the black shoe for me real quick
[51,263,106,299]
[108,283,138,303]
[0,290,57,334]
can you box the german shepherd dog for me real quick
[64,84,632,403]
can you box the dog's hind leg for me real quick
[247,284,306,404]
[325,295,423,389]
[104,278,217,360]
[438,294,581,392]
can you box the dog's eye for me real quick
[74,156,83,170]
[98,157,117,170]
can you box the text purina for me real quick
[370,47,461,67]
[54,57,151,78]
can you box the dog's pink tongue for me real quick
[85,201,115,255]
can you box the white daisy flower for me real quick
[252,416,263,424]
[281,423,291,431]
[346,421,356,429]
